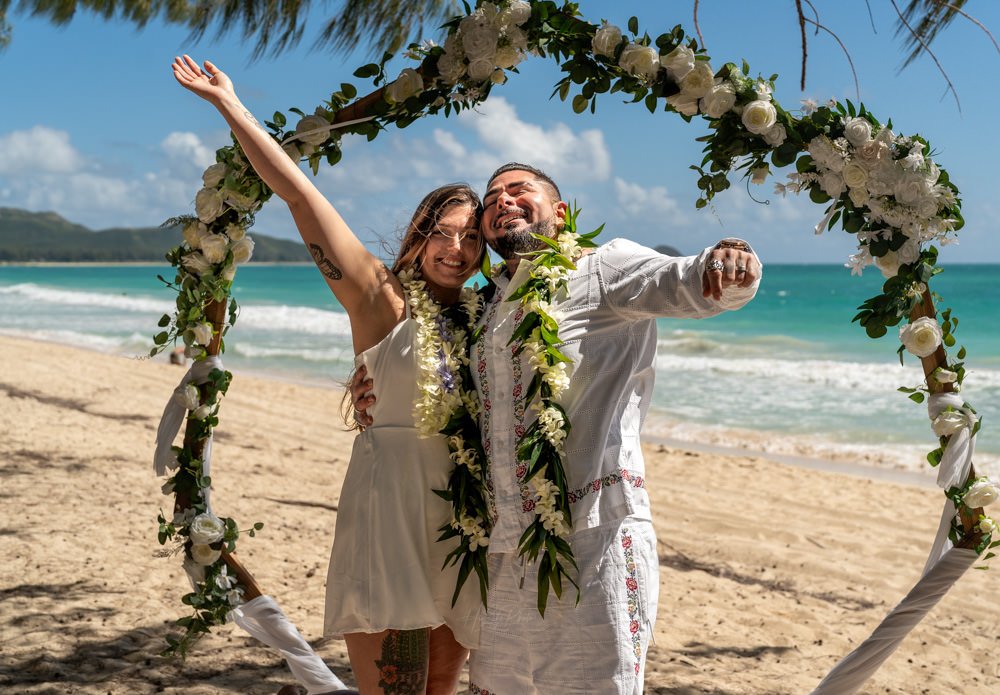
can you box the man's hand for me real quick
[350,365,374,429]
[702,243,759,301]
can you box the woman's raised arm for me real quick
[172,55,403,349]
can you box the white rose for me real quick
[490,68,507,85]
[493,44,521,69]
[294,114,330,147]
[763,123,787,147]
[187,321,214,346]
[874,249,901,278]
[666,93,700,117]
[190,543,222,566]
[282,142,301,160]
[619,43,661,82]
[848,187,870,209]
[191,404,213,420]
[461,19,500,60]
[591,22,622,58]
[978,517,998,536]
[894,177,929,206]
[856,139,886,166]
[436,52,466,85]
[189,513,226,545]
[679,61,715,98]
[751,166,769,185]
[505,25,528,51]
[843,117,873,147]
[501,0,531,26]
[819,171,846,198]
[181,252,213,276]
[225,223,246,241]
[660,45,695,81]
[964,479,1000,508]
[175,383,201,411]
[200,233,229,264]
[467,57,495,82]
[385,68,424,104]
[741,99,777,135]
[931,410,969,437]
[699,82,736,118]
[221,262,237,282]
[842,162,869,190]
[899,316,942,358]
[231,237,255,265]
[201,163,227,189]
[194,187,225,224]
[183,221,209,249]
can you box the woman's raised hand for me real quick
[172,55,235,104]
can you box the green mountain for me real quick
[0,207,310,262]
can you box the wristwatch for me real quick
[715,238,750,252]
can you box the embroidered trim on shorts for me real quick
[621,529,642,675]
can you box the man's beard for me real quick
[492,218,554,260]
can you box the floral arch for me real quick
[150,0,997,690]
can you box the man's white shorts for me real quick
[468,517,659,695]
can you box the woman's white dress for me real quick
[323,315,481,649]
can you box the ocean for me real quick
[2,262,998,476]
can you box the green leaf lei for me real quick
[398,268,493,608]
[503,204,601,615]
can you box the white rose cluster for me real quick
[435,1,531,87]
[181,221,254,280]
[785,116,956,274]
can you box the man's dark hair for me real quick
[487,162,562,201]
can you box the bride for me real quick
[173,54,486,695]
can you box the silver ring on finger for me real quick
[707,259,725,272]
[736,265,747,273]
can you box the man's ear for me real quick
[554,200,569,223]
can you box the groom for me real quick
[357,162,760,694]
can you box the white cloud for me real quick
[432,130,467,160]
[161,131,216,171]
[614,178,684,219]
[456,97,611,183]
[0,126,83,175]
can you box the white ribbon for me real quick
[230,596,350,694]
[153,356,224,478]
[812,391,982,692]
[810,547,979,695]
[923,392,979,575]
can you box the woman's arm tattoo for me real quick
[309,243,343,280]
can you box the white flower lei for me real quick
[398,267,493,605]
[398,267,481,435]
[501,205,600,615]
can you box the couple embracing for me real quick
[174,54,760,695]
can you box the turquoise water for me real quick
[2,263,998,467]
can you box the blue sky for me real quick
[2,1,1000,264]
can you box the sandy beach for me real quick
[1,334,997,694]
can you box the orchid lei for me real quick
[502,204,601,615]
[397,268,492,606]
